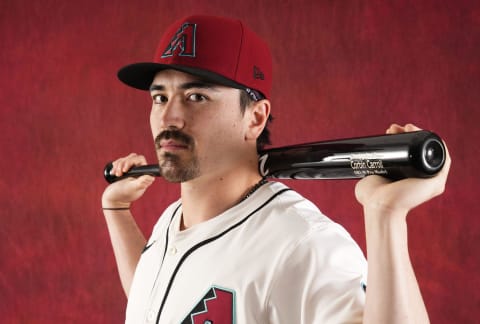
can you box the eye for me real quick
[187,93,207,102]
[152,94,167,104]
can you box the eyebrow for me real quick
[149,81,220,92]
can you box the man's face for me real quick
[149,69,246,182]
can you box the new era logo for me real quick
[161,22,197,58]
[253,66,264,80]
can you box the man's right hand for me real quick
[102,153,156,209]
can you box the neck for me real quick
[179,166,264,230]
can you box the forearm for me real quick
[101,155,156,296]
[363,207,429,324]
[103,209,146,297]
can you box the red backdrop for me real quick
[1,0,478,322]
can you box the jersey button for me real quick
[168,246,177,255]
[146,310,156,322]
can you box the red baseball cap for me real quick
[118,15,272,100]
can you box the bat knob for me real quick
[103,162,117,184]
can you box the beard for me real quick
[154,129,200,183]
[158,151,200,182]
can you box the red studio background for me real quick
[1,0,479,322]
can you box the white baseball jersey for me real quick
[126,182,367,323]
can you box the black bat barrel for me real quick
[259,130,445,180]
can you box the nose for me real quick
[150,96,186,133]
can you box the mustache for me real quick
[154,129,193,149]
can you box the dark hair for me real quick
[239,90,273,152]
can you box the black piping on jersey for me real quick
[160,204,182,264]
[142,203,182,260]
[155,187,291,324]
[142,204,181,260]
[144,203,182,301]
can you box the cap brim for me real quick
[118,63,249,91]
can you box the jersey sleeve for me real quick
[265,222,367,323]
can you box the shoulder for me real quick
[248,181,366,271]
[259,184,366,322]
[253,182,346,238]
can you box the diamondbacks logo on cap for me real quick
[161,22,197,58]
[181,286,236,324]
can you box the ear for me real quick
[244,99,271,142]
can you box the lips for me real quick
[159,140,189,151]
[154,129,193,151]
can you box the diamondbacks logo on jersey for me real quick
[181,286,236,324]
[161,22,197,58]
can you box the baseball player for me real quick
[102,15,451,323]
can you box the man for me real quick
[102,15,451,323]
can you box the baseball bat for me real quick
[104,130,446,183]
[104,163,161,184]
